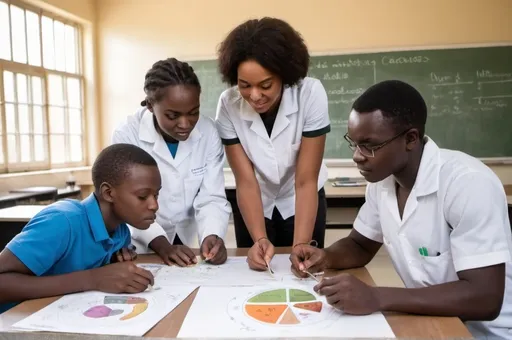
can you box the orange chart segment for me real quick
[245,304,288,324]
[293,301,322,313]
[279,307,300,325]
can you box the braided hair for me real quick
[141,58,201,107]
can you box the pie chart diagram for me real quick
[243,288,325,326]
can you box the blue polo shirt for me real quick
[0,193,130,314]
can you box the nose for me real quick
[148,196,159,212]
[176,116,191,130]
[250,88,262,102]
[352,146,367,164]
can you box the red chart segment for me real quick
[293,301,322,313]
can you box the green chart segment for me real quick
[248,289,286,303]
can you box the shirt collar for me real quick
[383,136,441,196]
[82,193,110,242]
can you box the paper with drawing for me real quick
[178,283,396,338]
[139,254,311,287]
[11,285,197,336]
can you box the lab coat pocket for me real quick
[287,142,301,167]
[184,178,202,211]
[419,251,458,285]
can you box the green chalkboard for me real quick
[188,45,512,159]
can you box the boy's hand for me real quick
[247,237,274,271]
[200,235,227,264]
[149,236,197,267]
[90,262,154,293]
[290,244,329,278]
[112,247,137,263]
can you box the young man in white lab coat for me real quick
[112,58,231,265]
[291,80,512,339]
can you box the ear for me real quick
[99,182,115,203]
[146,101,154,113]
[405,129,420,151]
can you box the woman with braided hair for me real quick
[112,58,231,266]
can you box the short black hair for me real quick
[217,17,309,87]
[352,80,427,137]
[92,143,158,191]
[141,57,201,106]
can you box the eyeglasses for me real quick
[344,129,410,158]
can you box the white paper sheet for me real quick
[11,285,197,336]
[178,283,396,338]
[139,254,315,287]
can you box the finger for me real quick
[116,251,123,263]
[317,284,339,298]
[126,281,147,293]
[247,256,267,271]
[290,264,308,279]
[132,273,151,287]
[176,248,194,265]
[209,245,227,265]
[133,267,155,286]
[263,244,274,264]
[160,254,174,266]
[327,295,343,309]
[289,251,304,272]
[182,246,197,263]
[170,252,188,267]
[207,239,223,260]
[130,250,138,261]
[303,252,325,272]
[122,248,132,262]
[200,240,211,259]
[249,250,268,269]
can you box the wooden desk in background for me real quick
[0,205,47,250]
[225,174,367,228]
[0,248,471,339]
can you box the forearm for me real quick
[237,182,266,241]
[325,237,376,269]
[0,271,94,304]
[293,181,318,245]
[375,280,501,321]
[149,236,172,254]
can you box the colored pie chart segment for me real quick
[244,288,322,325]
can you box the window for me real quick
[0,0,85,172]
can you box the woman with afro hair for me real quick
[215,17,331,271]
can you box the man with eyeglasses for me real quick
[290,80,512,339]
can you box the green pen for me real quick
[419,247,429,256]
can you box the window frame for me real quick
[0,0,87,173]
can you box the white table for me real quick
[0,205,46,222]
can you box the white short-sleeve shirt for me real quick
[354,137,512,339]
[215,77,330,219]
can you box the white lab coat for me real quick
[112,108,231,251]
[215,77,330,219]
[354,137,512,339]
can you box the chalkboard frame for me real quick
[183,42,512,166]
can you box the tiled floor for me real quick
[223,225,404,288]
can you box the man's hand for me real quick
[112,247,137,263]
[149,236,197,267]
[247,237,275,271]
[200,235,227,265]
[314,273,380,315]
[90,262,154,294]
[289,244,329,278]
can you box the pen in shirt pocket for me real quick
[419,247,441,257]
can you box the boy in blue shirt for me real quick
[0,143,161,313]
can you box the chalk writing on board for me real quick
[323,72,349,81]
[327,87,365,96]
[381,55,430,66]
[476,70,512,79]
